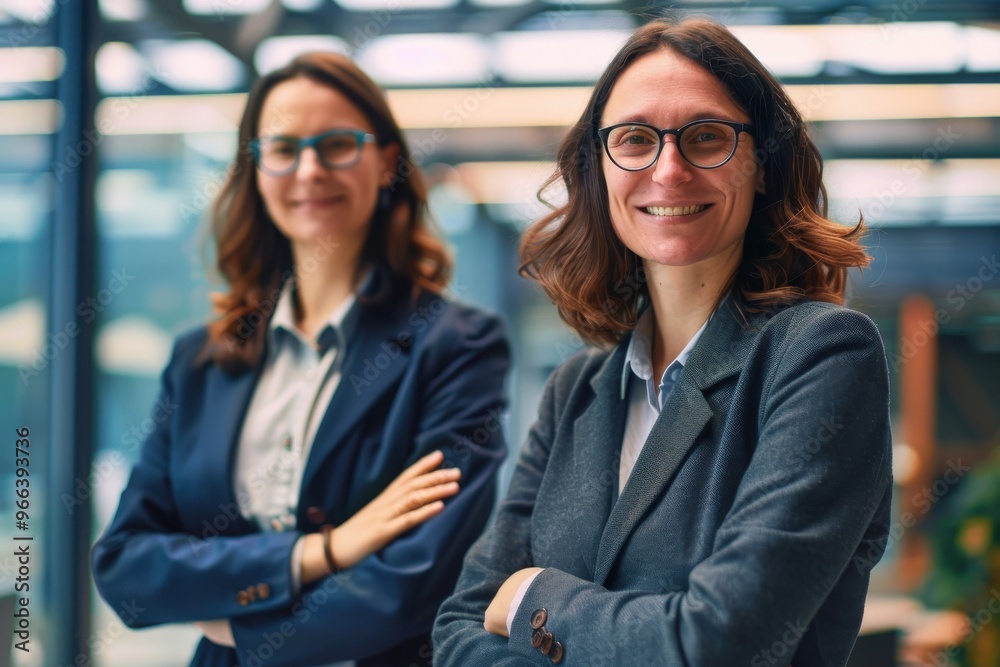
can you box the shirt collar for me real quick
[268,277,361,355]
[620,306,712,401]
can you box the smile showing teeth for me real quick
[644,204,707,217]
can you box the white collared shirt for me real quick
[232,280,357,532]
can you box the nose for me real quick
[295,146,328,180]
[649,138,694,186]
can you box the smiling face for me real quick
[600,47,763,277]
[256,76,398,262]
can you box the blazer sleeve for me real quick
[433,351,567,666]
[227,307,511,666]
[439,307,893,666]
[91,335,303,626]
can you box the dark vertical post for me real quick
[49,0,99,663]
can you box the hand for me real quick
[195,619,235,647]
[484,567,544,638]
[331,450,461,570]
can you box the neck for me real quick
[290,240,363,340]
[643,247,740,378]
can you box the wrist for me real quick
[298,533,330,586]
[320,524,340,574]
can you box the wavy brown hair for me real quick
[519,17,870,347]
[204,52,451,371]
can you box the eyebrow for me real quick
[602,111,740,127]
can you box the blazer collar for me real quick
[592,294,762,585]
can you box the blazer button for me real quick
[538,630,554,654]
[236,590,249,606]
[306,507,326,524]
[531,608,548,629]
[257,583,270,599]
[548,640,564,664]
[531,629,544,649]
[246,586,257,602]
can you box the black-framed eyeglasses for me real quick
[250,129,377,176]
[598,119,755,171]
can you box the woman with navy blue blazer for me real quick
[435,18,892,666]
[92,52,509,667]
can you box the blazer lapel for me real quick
[593,297,760,585]
[567,343,629,579]
[300,297,414,487]
[188,365,259,534]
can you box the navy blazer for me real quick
[92,287,510,667]
[434,298,893,666]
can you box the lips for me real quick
[643,204,708,217]
[294,194,344,208]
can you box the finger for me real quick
[389,499,446,535]
[392,450,446,485]
[395,481,459,515]
[408,466,461,490]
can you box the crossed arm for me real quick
[434,308,893,666]
[93,313,510,665]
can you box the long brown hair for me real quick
[519,17,870,347]
[205,52,451,371]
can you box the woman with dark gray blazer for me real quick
[434,17,892,667]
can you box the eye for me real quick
[623,132,654,145]
[611,126,657,147]
[267,141,298,155]
[691,130,721,143]
[320,135,356,152]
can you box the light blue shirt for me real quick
[618,307,709,494]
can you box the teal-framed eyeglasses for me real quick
[250,129,377,176]
[598,119,755,171]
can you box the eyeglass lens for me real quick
[605,121,739,170]
[258,132,364,174]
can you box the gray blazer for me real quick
[434,298,893,666]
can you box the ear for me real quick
[755,164,766,195]
[379,142,401,188]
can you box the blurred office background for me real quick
[0,0,998,664]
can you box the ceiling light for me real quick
[357,34,490,86]
[255,35,350,75]
[142,39,246,92]
[493,30,631,83]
